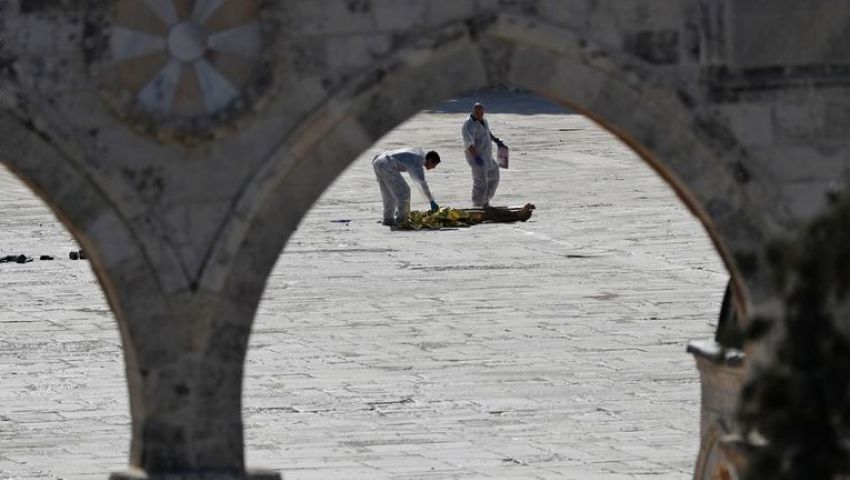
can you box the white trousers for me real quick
[465,153,500,207]
[373,156,411,223]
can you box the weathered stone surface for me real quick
[2,0,850,477]
[726,0,850,68]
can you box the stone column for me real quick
[105,292,281,480]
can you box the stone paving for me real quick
[0,93,727,479]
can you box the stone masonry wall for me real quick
[2,1,849,478]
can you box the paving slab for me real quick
[0,92,727,479]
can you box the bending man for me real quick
[372,147,440,226]
[462,102,506,208]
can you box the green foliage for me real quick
[741,190,850,479]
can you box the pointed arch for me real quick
[208,14,767,317]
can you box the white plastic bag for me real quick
[497,144,509,169]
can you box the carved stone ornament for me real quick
[84,0,277,142]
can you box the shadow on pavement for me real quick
[427,90,577,115]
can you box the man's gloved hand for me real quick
[474,155,484,166]
[429,200,439,211]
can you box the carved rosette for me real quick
[85,0,277,142]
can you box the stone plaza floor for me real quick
[0,93,728,479]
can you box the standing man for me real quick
[462,102,507,208]
[372,147,441,226]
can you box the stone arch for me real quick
[1,112,154,465]
[212,13,766,319]
[1,10,778,477]
[1,110,245,471]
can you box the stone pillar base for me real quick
[688,339,747,480]
[110,468,281,480]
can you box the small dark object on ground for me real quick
[40,255,54,260]
[70,251,79,260]
[78,250,87,260]
[330,219,352,224]
[0,254,32,263]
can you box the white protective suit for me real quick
[372,148,435,224]
[462,114,500,207]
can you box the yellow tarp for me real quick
[397,207,475,230]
